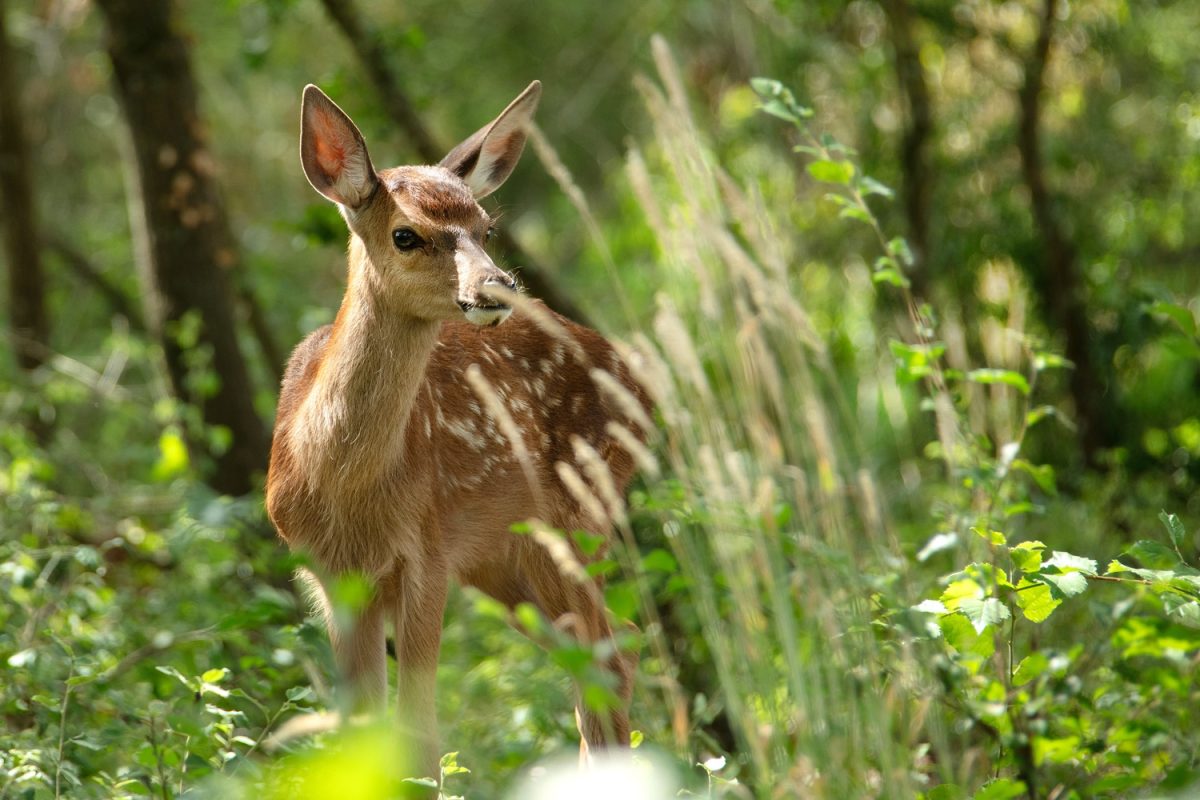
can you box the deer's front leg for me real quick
[392,561,450,781]
[318,583,389,714]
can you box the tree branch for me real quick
[43,234,146,332]
[0,0,50,371]
[881,0,934,298]
[1016,0,1111,464]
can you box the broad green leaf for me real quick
[1010,540,1046,573]
[1148,301,1198,337]
[1012,652,1049,686]
[151,428,190,482]
[1015,580,1061,623]
[940,578,983,609]
[1160,510,1188,550]
[572,529,606,557]
[955,597,1010,634]
[807,159,855,185]
[838,205,872,223]
[201,668,228,684]
[1042,551,1097,575]
[860,176,895,198]
[887,237,915,266]
[914,599,948,615]
[1033,352,1073,371]
[967,369,1030,395]
[1124,539,1181,569]
[641,548,678,573]
[973,779,1027,800]
[970,527,1007,546]
[1012,460,1057,496]
[286,686,314,703]
[938,612,995,657]
[1033,735,1083,765]
[917,531,958,562]
[630,730,644,749]
[872,268,912,289]
[1035,571,1088,599]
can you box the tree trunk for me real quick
[0,0,49,371]
[881,0,933,298]
[93,0,267,495]
[1016,0,1112,464]
[316,0,589,325]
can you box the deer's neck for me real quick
[292,242,439,488]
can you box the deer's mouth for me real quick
[459,301,513,327]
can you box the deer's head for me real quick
[299,82,541,326]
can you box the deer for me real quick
[265,80,653,778]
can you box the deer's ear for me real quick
[300,85,378,209]
[440,81,541,199]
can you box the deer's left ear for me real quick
[440,81,541,199]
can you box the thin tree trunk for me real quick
[316,0,588,324]
[94,0,267,495]
[881,0,933,298]
[0,0,49,371]
[1016,0,1111,463]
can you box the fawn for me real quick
[265,81,652,775]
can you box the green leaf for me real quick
[571,529,606,557]
[1012,652,1049,686]
[641,548,678,573]
[1010,540,1046,573]
[285,685,314,703]
[1034,571,1088,599]
[630,730,644,749]
[940,578,983,609]
[938,612,995,657]
[151,428,190,482]
[1011,460,1057,495]
[201,668,228,684]
[955,597,1010,634]
[1042,551,1097,575]
[1033,735,1083,765]
[1124,539,1182,569]
[1148,301,1198,337]
[1015,580,1061,623]
[890,340,946,383]
[440,751,470,776]
[887,237,915,266]
[1160,510,1188,550]
[1033,352,1073,371]
[860,176,894,198]
[401,778,439,788]
[807,159,855,185]
[972,779,1027,800]
[966,369,1030,395]
[916,531,958,562]
[970,527,1007,546]
[872,268,911,288]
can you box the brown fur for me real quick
[267,83,650,775]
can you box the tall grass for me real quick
[601,39,927,796]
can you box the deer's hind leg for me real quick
[519,540,637,760]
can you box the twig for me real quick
[43,234,145,331]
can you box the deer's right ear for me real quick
[300,85,378,210]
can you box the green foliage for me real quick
[4,2,1200,798]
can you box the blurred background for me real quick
[2,0,1200,797]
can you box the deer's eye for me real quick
[485,226,496,242]
[392,228,422,251]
